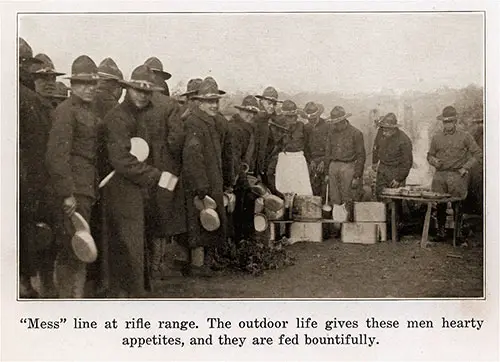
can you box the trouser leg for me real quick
[338,162,356,221]
[54,195,93,299]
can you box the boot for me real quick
[150,238,164,280]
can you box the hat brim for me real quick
[192,91,226,100]
[328,113,352,124]
[299,104,325,119]
[65,74,100,82]
[32,70,66,77]
[437,115,457,121]
[234,105,259,113]
[151,68,172,80]
[379,122,400,128]
[180,89,198,97]
[119,80,164,92]
[255,95,283,103]
[98,71,123,81]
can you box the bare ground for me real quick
[149,234,484,299]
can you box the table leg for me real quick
[391,201,397,243]
[452,202,461,248]
[421,202,432,248]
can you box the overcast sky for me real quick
[19,12,483,95]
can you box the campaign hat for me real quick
[191,77,226,100]
[65,55,99,82]
[144,57,172,80]
[97,57,123,81]
[234,95,260,113]
[120,65,164,92]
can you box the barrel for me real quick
[292,195,322,221]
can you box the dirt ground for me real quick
[149,233,484,299]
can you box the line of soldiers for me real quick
[19,37,483,299]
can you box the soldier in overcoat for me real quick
[18,38,51,298]
[101,65,185,297]
[182,77,234,276]
[45,55,100,298]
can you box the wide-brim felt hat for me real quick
[180,78,203,97]
[437,106,458,121]
[119,65,164,92]
[234,95,260,113]
[191,76,226,100]
[280,99,298,116]
[144,57,172,80]
[97,57,124,81]
[30,53,65,76]
[255,86,283,103]
[298,101,325,119]
[378,112,401,128]
[65,55,99,82]
[18,38,44,65]
[328,106,352,124]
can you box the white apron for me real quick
[275,151,313,195]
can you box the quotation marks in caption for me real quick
[19,316,485,349]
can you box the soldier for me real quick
[178,78,203,120]
[229,95,260,241]
[427,106,482,241]
[253,86,283,193]
[101,65,184,296]
[45,55,100,298]
[302,101,329,198]
[325,106,366,222]
[94,57,124,119]
[30,53,65,98]
[18,38,49,298]
[270,100,311,196]
[144,57,172,97]
[28,53,66,297]
[182,77,234,277]
[372,113,413,198]
[372,113,413,238]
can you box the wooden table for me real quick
[381,195,464,248]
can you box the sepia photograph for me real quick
[17,11,485,300]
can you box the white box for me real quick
[289,222,322,244]
[354,202,386,222]
[342,222,377,244]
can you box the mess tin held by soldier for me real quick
[45,55,100,298]
[100,65,184,297]
[427,106,482,242]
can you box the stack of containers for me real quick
[342,202,387,244]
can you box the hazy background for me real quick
[19,13,483,95]
[19,12,484,185]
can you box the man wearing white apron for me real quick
[272,100,312,196]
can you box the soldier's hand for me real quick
[389,179,401,188]
[309,160,317,173]
[458,168,469,177]
[63,196,77,217]
[317,161,325,173]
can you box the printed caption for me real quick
[19,316,485,349]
